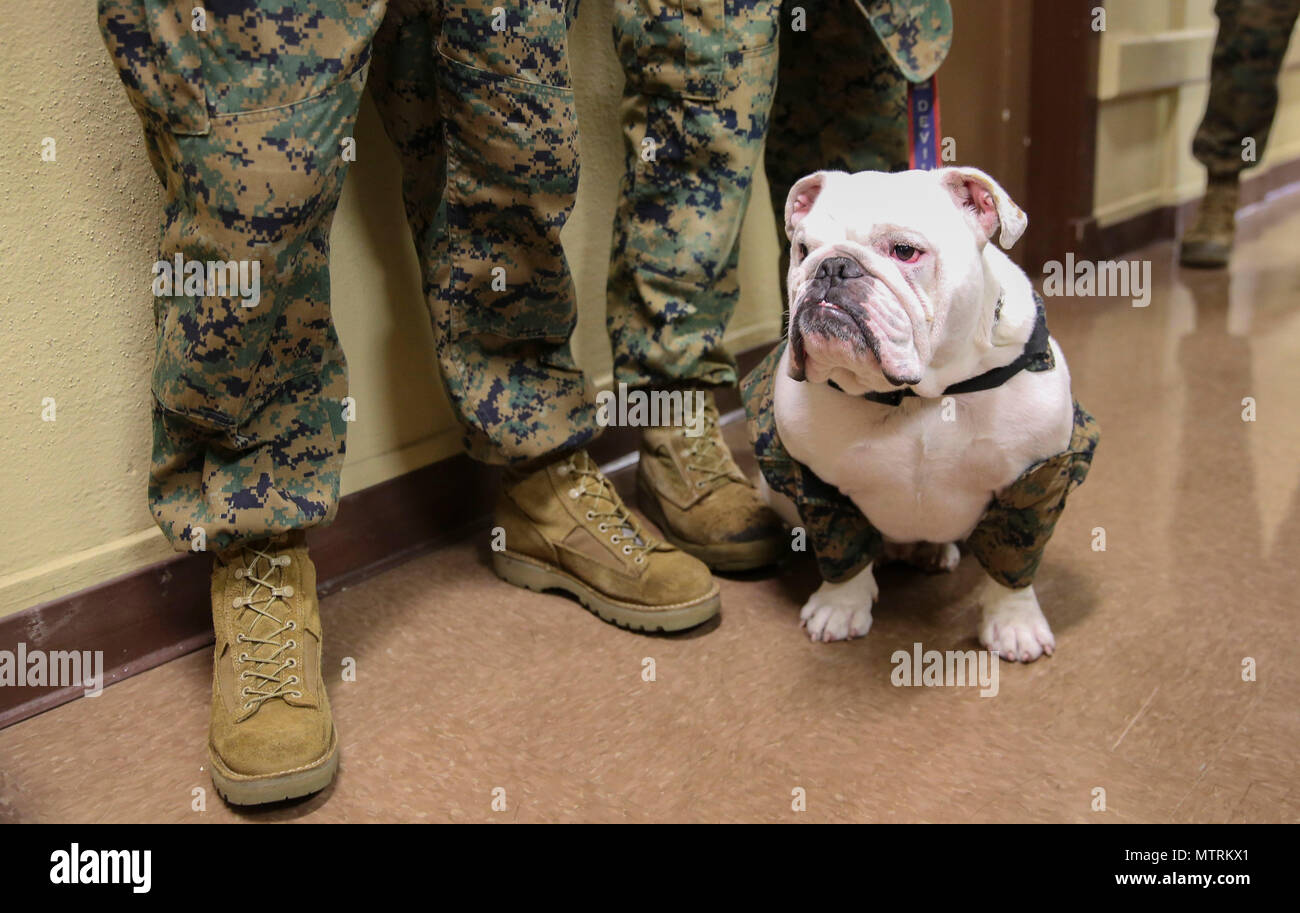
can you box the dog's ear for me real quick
[784,171,836,238]
[939,167,1027,250]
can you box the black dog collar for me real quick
[828,296,1053,406]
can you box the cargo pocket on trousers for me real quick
[435,40,581,343]
[150,67,367,432]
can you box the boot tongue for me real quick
[569,452,646,547]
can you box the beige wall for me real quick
[0,1,785,618]
[1096,0,1300,226]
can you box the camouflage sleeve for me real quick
[967,401,1101,589]
[742,343,885,583]
[854,0,954,82]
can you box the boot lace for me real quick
[680,401,733,490]
[231,543,301,713]
[559,455,656,564]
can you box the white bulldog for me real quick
[763,166,1079,662]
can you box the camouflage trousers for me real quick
[1194,0,1300,177]
[740,336,1101,589]
[99,0,780,554]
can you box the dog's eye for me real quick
[797,243,809,262]
[892,243,921,263]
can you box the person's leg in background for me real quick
[98,0,388,804]
[1182,0,1300,268]
[369,0,720,632]
[608,0,787,573]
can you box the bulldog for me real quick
[743,166,1099,662]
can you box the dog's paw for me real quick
[800,567,878,643]
[977,579,1055,662]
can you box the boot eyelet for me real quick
[622,545,632,555]
[568,488,580,499]
[244,702,254,711]
[585,511,595,520]
[236,634,246,643]
[234,568,245,579]
[556,465,568,477]
[610,535,620,544]
[232,597,244,608]
[598,524,608,532]
[241,688,251,696]
[286,640,296,649]
[635,555,645,564]
[287,621,296,630]
[286,659,296,668]
[290,691,303,698]
[695,481,705,488]
[288,676,298,685]
[238,653,248,662]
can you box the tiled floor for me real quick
[2,195,1298,823]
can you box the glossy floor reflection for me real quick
[2,194,1297,823]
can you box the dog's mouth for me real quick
[787,253,924,389]
[790,302,868,377]
[789,298,918,387]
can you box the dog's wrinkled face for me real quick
[784,166,1027,396]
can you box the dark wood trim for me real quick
[1084,156,1300,261]
[0,345,773,730]
[1024,0,1101,274]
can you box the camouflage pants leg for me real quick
[765,0,907,278]
[607,1,781,391]
[99,0,388,554]
[1193,0,1300,177]
[371,0,596,465]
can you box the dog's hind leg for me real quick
[883,541,961,574]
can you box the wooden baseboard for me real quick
[0,346,770,730]
[1081,157,1300,262]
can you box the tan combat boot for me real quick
[208,533,338,805]
[637,391,785,572]
[1180,174,1239,268]
[493,450,720,632]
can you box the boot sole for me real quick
[209,728,339,806]
[1179,241,1230,268]
[493,549,719,633]
[636,479,785,572]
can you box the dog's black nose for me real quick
[814,256,865,282]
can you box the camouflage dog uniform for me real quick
[1193,0,1300,178]
[741,295,1100,588]
[765,0,953,275]
[98,0,784,554]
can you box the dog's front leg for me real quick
[975,574,1055,662]
[800,565,878,642]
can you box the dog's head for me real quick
[783,166,1031,396]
